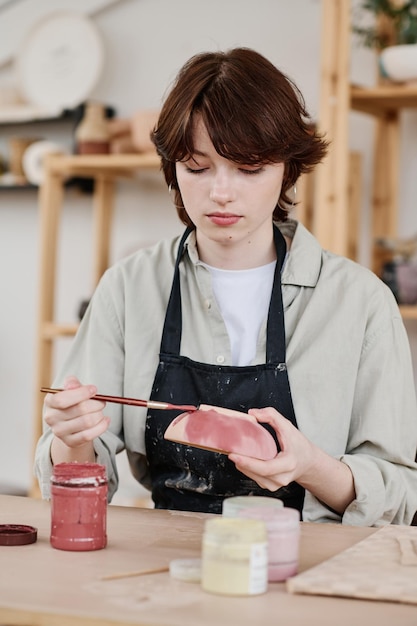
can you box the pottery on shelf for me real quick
[75,101,110,154]
[379,44,417,83]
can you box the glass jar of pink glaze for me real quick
[238,506,300,582]
[50,462,108,551]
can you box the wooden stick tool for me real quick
[100,566,170,581]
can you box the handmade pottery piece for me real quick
[379,44,417,82]
[164,404,277,460]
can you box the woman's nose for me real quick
[209,172,235,205]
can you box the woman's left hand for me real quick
[228,407,315,491]
[228,406,355,514]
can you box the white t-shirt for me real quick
[202,261,277,366]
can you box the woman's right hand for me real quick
[44,376,110,463]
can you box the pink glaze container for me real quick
[237,506,300,582]
[50,462,108,551]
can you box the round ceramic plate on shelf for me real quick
[22,140,70,186]
[15,11,104,111]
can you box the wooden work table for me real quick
[0,494,415,626]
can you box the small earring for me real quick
[168,183,173,194]
[292,184,297,207]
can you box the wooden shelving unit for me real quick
[316,0,417,319]
[398,305,417,320]
[351,83,417,114]
[31,152,161,496]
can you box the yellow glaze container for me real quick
[201,518,268,596]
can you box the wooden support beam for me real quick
[314,0,351,255]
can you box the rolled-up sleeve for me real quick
[341,313,417,526]
[33,270,129,501]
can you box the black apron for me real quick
[145,225,305,514]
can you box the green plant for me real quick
[353,0,417,49]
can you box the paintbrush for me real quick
[40,387,198,412]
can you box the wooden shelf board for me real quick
[42,323,79,339]
[47,153,161,178]
[0,183,37,191]
[0,108,77,126]
[351,83,417,115]
[399,305,417,320]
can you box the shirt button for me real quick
[204,299,211,309]
[216,355,225,364]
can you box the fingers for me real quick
[63,375,83,391]
[52,414,110,448]
[248,406,288,430]
[45,376,97,409]
[228,406,300,490]
[43,377,109,449]
[229,451,295,489]
[46,388,100,412]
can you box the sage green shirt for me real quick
[34,220,417,526]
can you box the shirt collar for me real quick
[183,229,199,264]
[184,219,323,288]
[279,219,322,288]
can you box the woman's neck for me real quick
[195,229,291,270]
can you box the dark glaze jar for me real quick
[50,462,108,551]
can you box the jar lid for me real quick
[0,524,37,546]
[51,461,107,485]
[204,517,267,543]
[222,495,283,517]
[238,506,300,530]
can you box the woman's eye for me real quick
[185,166,207,174]
[239,167,263,175]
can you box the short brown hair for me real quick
[152,47,328,226]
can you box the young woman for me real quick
[35,48,417,525]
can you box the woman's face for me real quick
[175,117,285,268]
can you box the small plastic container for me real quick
[222,495,283,517]
[238,506,300,582]
[50,462,108,551]
[169,558,201,582]
[201,517,268,596]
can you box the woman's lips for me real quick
[207,213,241,226]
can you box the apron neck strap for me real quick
[160,224,288,364]
[266,224,287,364]
[159,227,192,355]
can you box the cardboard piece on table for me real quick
[164,404,277,460]
[287,525,417,605]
